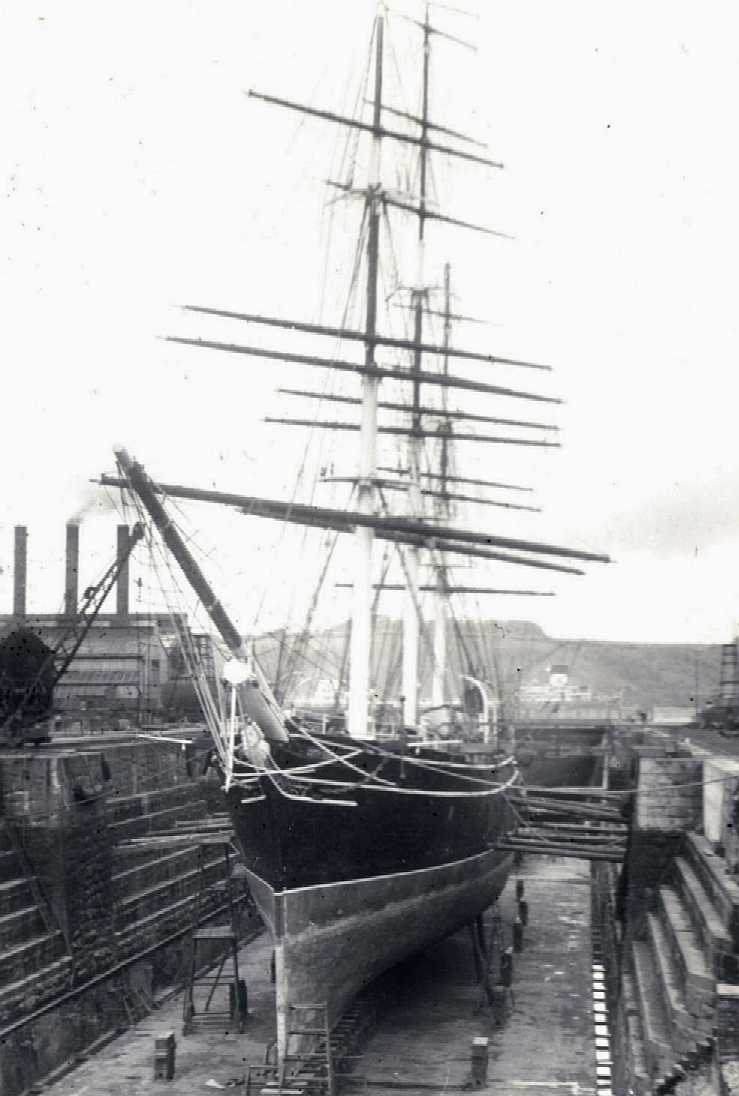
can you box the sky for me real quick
[2,1,739,645]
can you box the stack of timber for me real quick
[501,785,630,862]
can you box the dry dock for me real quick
[361,857,597,1093]
[36,857,598,1095]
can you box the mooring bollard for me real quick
[500,946,513,987]
[513,916,524,953]
[229,978,249,1021]
[154,1031,176,1081]
[518,897,529,926]
[470,1036,489,1086]
[515,878,525,900]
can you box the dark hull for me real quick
[225,738,517,1059]
[227,742,516,890]
[245,846,514,1057]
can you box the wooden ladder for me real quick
[259,1003,335,1096]
[182,837,247,1034]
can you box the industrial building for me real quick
[0,524,220,729]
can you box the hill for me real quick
[255,618,722,714]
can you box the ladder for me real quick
[182,837,247,1035]
[261,1003,336,1096]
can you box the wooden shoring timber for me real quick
[518,784,631,797]
[503,834,626,849]
[509,789,619,802]
[514,806,624,823]
[498,841,625,863]
[508,792,624,816]
[509,802,625,824]
[506,836,627,852]
[119,834,235,847]
[515,821,627,835]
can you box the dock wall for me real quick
[612,746,739,1095]
[0,737,259,1096]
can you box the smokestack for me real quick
[65,523,79,616]
[13,526,27,618]
[116,525,130,618]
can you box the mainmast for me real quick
[348,11,384,739]
[402,3,431,727]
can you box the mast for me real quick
[431,262,452,707]
[347,10,384,739]
[402,3,431,728]
[158,9,613,732]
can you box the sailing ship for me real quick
[102,3,609,1066]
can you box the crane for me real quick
[0,523,145,746]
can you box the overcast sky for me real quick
[2,1,739,645]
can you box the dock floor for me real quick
[38,858,597,1095]
[362,857,597,1093]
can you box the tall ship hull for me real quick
[227,743,516,1050]
[101,1,610,1070]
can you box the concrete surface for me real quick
[37,859,598,1095]
[359,858,598,1093]
[37,929,276,1095]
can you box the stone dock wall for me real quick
[611,744,739,1096]
[0,737,260,1096]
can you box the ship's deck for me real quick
[38,858,599,1095]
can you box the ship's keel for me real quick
[245,846,514,1061]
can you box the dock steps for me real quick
[630,939,673,1078]
[673,856,732,975]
